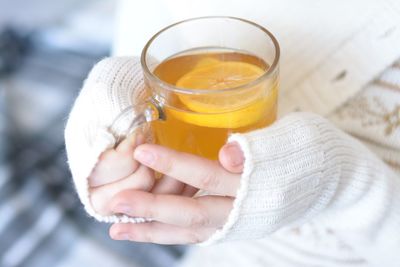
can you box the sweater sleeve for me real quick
[203,112,400,264]
[65,57,150,223]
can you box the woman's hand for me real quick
[89,135,156,215]
[108,142,245,244]
[88,129,245,243]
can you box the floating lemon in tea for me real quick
[152,50,277,159]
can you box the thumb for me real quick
[89,133,145,187]
[218,142,244,174]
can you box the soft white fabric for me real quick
[65,0,400,264]
[329,60,400,171]
[65,56,400,266]
[65,57,150,223]
[198,112,400,266]
[177,63,400,266]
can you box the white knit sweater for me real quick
[65,0,400,266]
[65,57,400,266]
[186,112,400,266]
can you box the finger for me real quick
[116,132,145,153]
[181,185,198,197]
[89,133,144,187]
[218,142,244,174]
[90,165,155,215]
[151,175,185,194]
[110,190,233,228]
[134,144,240,196]
[110,221,215,244]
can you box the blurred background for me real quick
[0,0,184,266]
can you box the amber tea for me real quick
[151,49,278,159]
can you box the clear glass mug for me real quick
[110,16,280,160]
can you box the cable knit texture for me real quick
[65,57,150,223]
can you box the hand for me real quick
[89,134,155,215]
[108,142,245,244]
[64,57,152,221]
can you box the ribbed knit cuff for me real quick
[203,113,342,244]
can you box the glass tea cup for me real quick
[110,16,280,160]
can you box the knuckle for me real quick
[116,189,132,199]
[199,171,219,190]
[115,189,137,206]
[186,231,203,244]
[111,189,138,211]
[188,212,209,228]
[187,202,210,228]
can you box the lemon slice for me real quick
[176,61,265,113]
[170,60,274,128]
[177,61,264,90]
[166,97,271,129]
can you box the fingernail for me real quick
[114,233,131,241]
[225,143,244,166]
[134,149,155,166]
[112,204,132,215]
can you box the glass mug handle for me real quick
[108,99,165,147]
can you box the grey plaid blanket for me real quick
[0,29,184,267]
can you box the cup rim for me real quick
[140,16,280,95]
